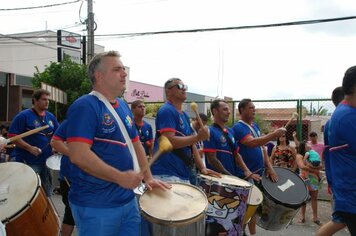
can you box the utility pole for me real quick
[87,0,94,62]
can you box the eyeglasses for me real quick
[168,83,188,90]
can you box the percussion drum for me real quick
[46,154,62,171]
[243,185,263,224]
[198,174,252,236]
[257,167,308,231]
[0,162,60,236]
[139,183,207,236]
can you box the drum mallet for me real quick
[190,102,205,128]
[0,125,49,146]
[140,136,173,174]
[284,112,298,130]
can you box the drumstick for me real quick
[140,136,173,174]
[6,125,50,144]
[243,168,262,180]
[284,112,298,129]
[190,102,204,128]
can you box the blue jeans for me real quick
[28,164,52,197]
[70,198,140,236]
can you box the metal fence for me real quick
[142,98,334,143]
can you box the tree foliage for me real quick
[32,57,91,121]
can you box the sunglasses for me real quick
[168,83,188,90]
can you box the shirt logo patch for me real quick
[33,120,41,127]
[125,116,133,128]
[102,113,114,126]
[179,117,184,129]
[48,120,54,128]
[220,135,227,144]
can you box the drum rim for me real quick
[261,167,308,207]
[139,182,208,224]
[198,173,252,189]
[1,164,41,224]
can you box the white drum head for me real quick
[0,162,39,222]
[46,154,62,171]
[139,183,207,223]
[248,185,263,206]
[199,174,251,188]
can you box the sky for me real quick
[1,0,356,100]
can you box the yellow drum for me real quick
[243,185,263,224]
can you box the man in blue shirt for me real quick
[232,98,285,235]
[328,66,356,235]
[8,89,59,196]
[151,78,219,183]
[204,99,260,181]
[131,100,154,158]
[66,51,170,236]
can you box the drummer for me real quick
[8,89,59,196]
[50,120,76,236]
[203,99,260,182]
[151,78,219,184]
[232,98,286,236]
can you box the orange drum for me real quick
[243,185,263,224]
[0,162,60,236]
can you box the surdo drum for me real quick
[198,174,252,236]
[257,167,309,231]
[139,182,208,236]
[243,185,263,225]
[0,162,60,236]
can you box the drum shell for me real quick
[256,194,299,231]
[0,162,60,236]
[243,185,263,225]
[139,183,207,236]
[198,174,251,236]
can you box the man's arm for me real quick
[235,153,261,181]
[205,151,231,175]
[12,138,42,156]
[68,142,143,189]
[262,146,278,182]
[50,139,70,156]
[241,128,285,148]
[161,126,209,149]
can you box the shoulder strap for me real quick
[212,123,235,154]
[90,91,139,171]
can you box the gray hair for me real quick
[88,51,121,84]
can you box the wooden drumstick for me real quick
[284,112,298,129]
[0,125,50,145]
[190,102,204,128]
[140,136,173,174]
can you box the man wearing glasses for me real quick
[151,78,219,184]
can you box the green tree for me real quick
[32,57,91,121]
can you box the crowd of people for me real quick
[0,51,355,236]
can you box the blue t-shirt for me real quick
[151,102,193,180]
[329,102,356,214]
[232,121,264,177]
[135,121,153,156]
[52,120,77,182]
[8,109,59,164]
[203,125,237,175]
[66,94,139,208]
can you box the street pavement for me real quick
[50,175,350,236]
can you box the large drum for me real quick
[0,162,60,236]
[243,185,263,225]
[139,183,207,236]
[257,167,308,231]
[198,174,252,236]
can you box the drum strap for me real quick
[212,123,237,168]
[90,91,140,171]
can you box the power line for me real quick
[0,0,82,11]
[0,15,355,41]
